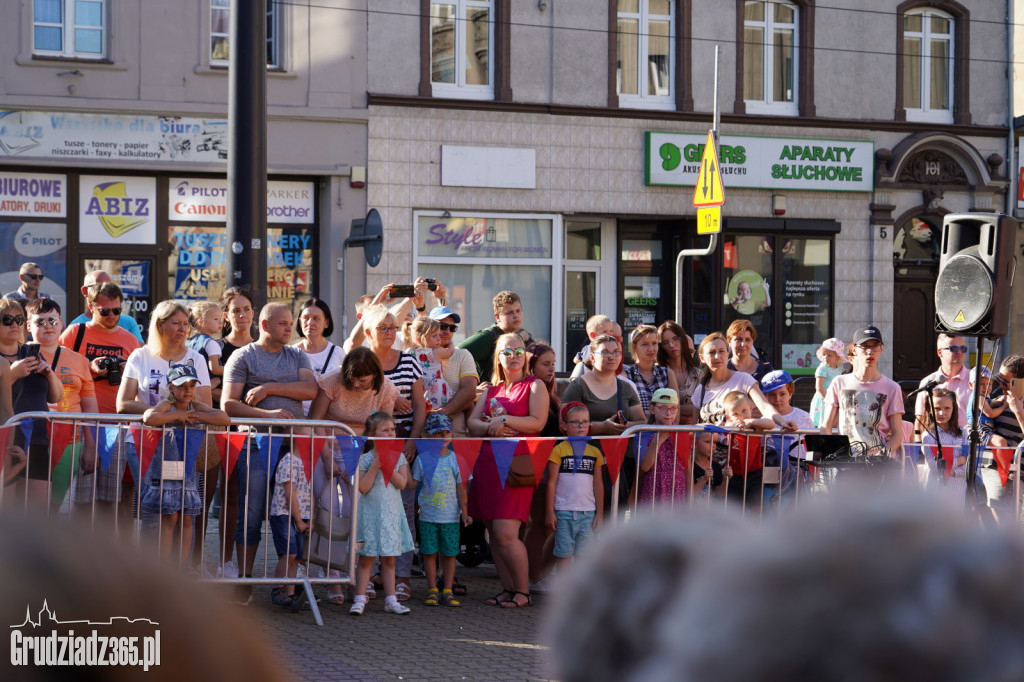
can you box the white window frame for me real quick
[429,0,495,100]
[617,1,676,110]
[903,8,954,124]
[210,0,282,69]
[743,0,799,116]
[32,0,106,59]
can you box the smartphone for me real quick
[614,410,626,424]
[22,342,41,359]
[390,284,416,298]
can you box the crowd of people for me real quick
[2,265,1024,614]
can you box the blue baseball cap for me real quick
[427,306,461,324]
[424,412,454,434]
[168,362,199,386]
[760,370,794,394]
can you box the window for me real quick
[742,1,798,115]
[617,0,675,109]
[33,0,105,58]
[210,0,281,68]
[429,0,494,98]
[901,9,953,123]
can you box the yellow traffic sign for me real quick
[692,130,725,207]
[697,206,721,234]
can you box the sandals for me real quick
[500,591,532,608]
[424,588,440,606]
[441,589,461,608]
[438,576,468,595]
[365,582,377,599]
[395,582,412,602]
[326,590,346,606]
[271,587,295,607]
[486,590,514,606]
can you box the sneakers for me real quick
[440,589,461,607]
[384,599,411,615]
[424,588,439,606]
[349,598,366,616]
[271,587,295,607]
[230,584,253,606]
[218,561,239,580]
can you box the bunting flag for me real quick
[601,437,630,484]
[519,438,556,482]
[255,433,288,476]
[292,434,332,483]
[96,425,122,473]
[130,425,162,481]
[0,424,12,474]
[214,432,248,477]
[672,432,695,468]
[18,419,34,448]
[728,434,763,476]
[766,433,796,472]
[928,444,957,480]
[374,438,406,486]
[413,439,446,487]
[567,436,590,474]
[490,439,520,489]
[636,432,655,457]
[48,421,76,471]
[173,428,206,475]
[451,439,484,485]
[902,442,923,465]
[334,435,367,480]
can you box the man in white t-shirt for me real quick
[914,333,971,436]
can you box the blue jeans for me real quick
[235,450,269,546]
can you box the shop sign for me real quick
[168,178,315,224]
[0,171,66,217]
[416,215,552,259]
[0,110,227,163]
[645,132,873,192]
[79,176,157,245]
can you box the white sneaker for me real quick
[349,600,366,616]
[296,564,307,579]
[218,562,239,580]
[384,600,411,615]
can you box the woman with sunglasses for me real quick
[1,297,62,506]
[468,333,549,608]
[25,299,98,505]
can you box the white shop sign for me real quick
[0,110,227,164]
[0,171,66,217]
[168,178,315,224]
[79,175,157,245]
[645,132,874,192]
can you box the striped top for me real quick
[383,351,424,433]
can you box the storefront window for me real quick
[0,221,68,314]
[565,221,601,260]
[722,235,775,355]
[85,257,155,333]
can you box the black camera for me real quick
[96,356,123,386]
[424,278,438,291]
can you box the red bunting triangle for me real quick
[451,439,484,485]
[0,424,11,474]
[291,434,329,484]
[49,421,76,471]
[728,434,763,476]
[374,438,406,487]
[672,432,695,469]
[130,425,163,481]
[992,446,1015,486]
[601,437,630,484]
[929,445,956,480]
[214,432,248,477]
[519,438,556,482]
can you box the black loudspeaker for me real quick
[934,213,1017,338]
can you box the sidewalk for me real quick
[231,564,551,682]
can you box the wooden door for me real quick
[893,278,937,382]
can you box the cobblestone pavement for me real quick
[229,564,552,682]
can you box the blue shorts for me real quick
[553,510,595,558]
[418,520,460,557]
[270,514,306,558]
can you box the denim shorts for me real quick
[553,510,595,558]
[270,514,306,558]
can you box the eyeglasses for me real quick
[97,307,122,317]
[23,274,43,281]
[594,350,622,358]
[500,348,526,358]
[942,345,968,354]
[1,314,25,326]
[439,323,458,333]
[564,420,589,428]
[653,402,679,410]
[32,318,61,328]
[376,326,399,334]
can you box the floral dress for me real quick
[638,436,687,506]
[413,347,451,410]
[355,450,414,557]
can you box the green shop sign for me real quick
[645,132,873,192]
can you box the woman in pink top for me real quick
[309,347,398,434]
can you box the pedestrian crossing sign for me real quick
[692,130,725,207]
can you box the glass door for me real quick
[80,255,158,337]
[564,268,598,372]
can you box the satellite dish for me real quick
[345,208,384,268]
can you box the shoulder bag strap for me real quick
[320,344,337,375]
[73,323,87,354]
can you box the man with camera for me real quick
[59,281,140,511]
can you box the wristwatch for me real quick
[501,416,507,425]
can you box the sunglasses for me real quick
[97,307,122,317]
[439,323,458,333]
[594,350,622,358]
[22,274,44,281]
[500,348,526,358]
[32,317,62,328]
[942,345,968,353]
[1,314,25,326]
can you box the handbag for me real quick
[506,453,537,487]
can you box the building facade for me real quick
[0,0,368,329]
[366,0,1016,379]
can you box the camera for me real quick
[96,356,123,386]
[389,284,416,298]
[424,278,438,291]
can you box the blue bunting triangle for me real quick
[335,435,366,480]
[903,442,923,465]
[18,420,34,447]
[636,432,655,457]
[769,434,798,471]
[255,433,287,474]
[95,425,121,473]
[172,428,205,474]
[568,436,591,474]
[490,439,519,489]
[414,439,445,488]
[702,424,729,434]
